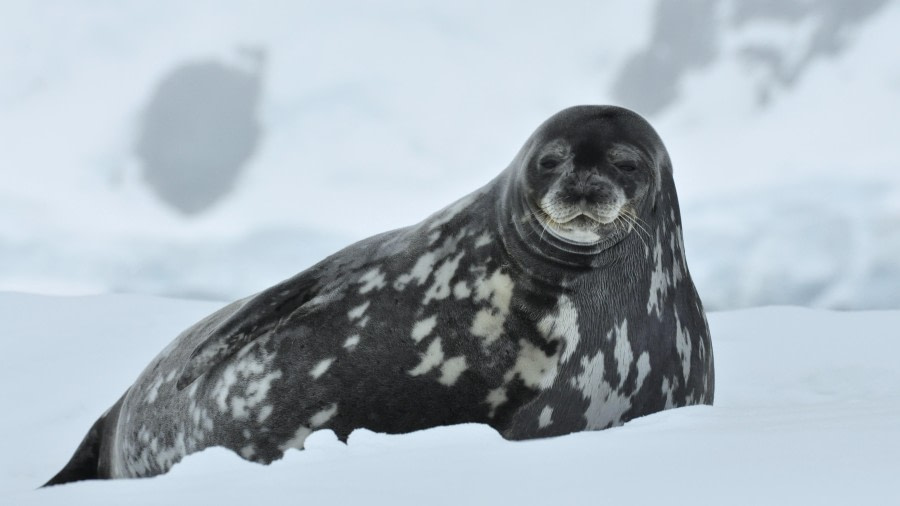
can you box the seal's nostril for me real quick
[565,171,599,198]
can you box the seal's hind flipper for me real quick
[176,274,321,390]
[43,415,105,486]
[43,395,125,487]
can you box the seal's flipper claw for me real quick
[175,274,320,390]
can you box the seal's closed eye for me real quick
[539,156,563,170]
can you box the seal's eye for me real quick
[617,162,638,173]
[539,156,563,170]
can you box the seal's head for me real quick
[516,105,668,248]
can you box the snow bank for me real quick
[1,293,897,505]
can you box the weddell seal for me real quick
[46,105,713,485]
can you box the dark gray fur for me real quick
[46,105,713,485]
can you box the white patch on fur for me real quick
[309,358,334,379]
[212,345,268,414]
[423,252,464,304]
[231,370,283,420]
[670,228,685,284]
[474,232,492,248]
[394,251,437,290]
[358,268,386,294]
[537,295,581,363]
[257,404,274,423]
[411,315,438,343]
[408,338,445,376]
[347,301,370,321]
[574,319,651,430]
[647,236,669,318]
[280,426,312,451]
[675,310,692,382]
[395,229,469,291]
[635,352,651,388]
[453,281,472,299]
[438,356,468,386]
[343,334,361,350]
[310,403,338,427]
[307,291,335,306]
[470,270,514,346]
[575,351,624,429]
[509,339,558,389]
[538,406,554,429]
[240,445,256,459]
[610,320,632,383]
[428,192,479,230]
[485,387,507,417]
[661,377,676,409]
[139,429,188,475]
[145,375,164,404]
[232,401,249,422]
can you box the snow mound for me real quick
[1,293,897,505]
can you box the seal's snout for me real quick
[533,167,630,245]
[561,172,618,206]
[552,171,625,224]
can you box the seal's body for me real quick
[46,105,713,485]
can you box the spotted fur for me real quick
[45,105,713,485]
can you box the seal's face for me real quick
[522,108,660,246]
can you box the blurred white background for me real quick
[1,0,898,309]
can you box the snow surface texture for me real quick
[1,1,899,309]
[2,293,898,504]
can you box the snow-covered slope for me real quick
[2,293,898,504]
[1,0,899,308]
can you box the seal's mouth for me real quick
[527,178,635,246]
[554,208,613,225]
[555,213,602,229]
[529,193,645,247]
[531,204,609,245]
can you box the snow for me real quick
[1,4,898,498]
[1,0,899,308]
[1,293,897,504]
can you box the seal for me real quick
[45,105,714,485]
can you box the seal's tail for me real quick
[43,395,125,487]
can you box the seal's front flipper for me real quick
[175,273,321,390]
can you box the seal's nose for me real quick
[564,169,612,202]
[571,170,595,194]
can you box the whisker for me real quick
[621,207,653,242]
[515,210,551,246]
[618,212,649,251]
